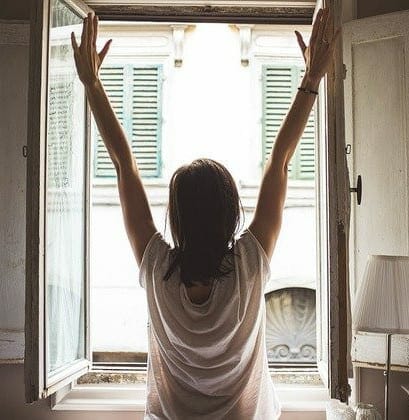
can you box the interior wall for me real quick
[342,1,409,418]
[357,0,408,19]
[0,24,28,362]
[0,0,30,21]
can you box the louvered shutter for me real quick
[262,65,315,180]
[132,66,162,177]
[94,64,162,178]
[94,66,125,177]
[298,69,315,180]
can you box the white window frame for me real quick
[25,0,350,410]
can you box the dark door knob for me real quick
[350,175,362,205]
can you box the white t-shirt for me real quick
[139,228,281,419]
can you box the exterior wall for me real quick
[91,22,316,352]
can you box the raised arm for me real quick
[249,8,340,259]
[71,13,156,265]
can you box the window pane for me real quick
[46,0,86,374]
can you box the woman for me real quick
[71,8,338,419]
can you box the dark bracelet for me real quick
[298,86,318,95]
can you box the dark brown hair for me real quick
[164,158,242,286]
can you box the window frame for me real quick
[25,0,350,406]
[25,0,93,402]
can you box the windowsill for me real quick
[91,179,315,208]
[52,382,329,412]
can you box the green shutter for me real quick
[298,69,315,180]
[262,65,315,180]
[95,66,125,177]
[132,66,162,178]
[94,64,162,178]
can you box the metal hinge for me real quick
[342,64,347,80]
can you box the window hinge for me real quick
[22,145,28,158]
[345,144,351,155]
[342,64,347,80]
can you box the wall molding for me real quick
[0,22,29,45]
[0,330,24,363]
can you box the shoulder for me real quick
[139,232,172,288]
[235,228,271,281]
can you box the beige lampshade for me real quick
[352,255,409,334]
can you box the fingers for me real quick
[80,16,87,47]
[71,32,79,54]
[295,30,306,54]
[317,8,329,45]
[323,10,333,44]
[93,14,98,48]
[99,39,112,64]
[310,8,323,47]
[330,28,341,51]
[87,12,93,53]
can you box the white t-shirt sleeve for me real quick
[139,232,171,289]
[235,228,271,288]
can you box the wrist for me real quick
[84,77,102,92]
[301,73,321,92]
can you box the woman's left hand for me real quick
[71,12,112,87]
[294,7,341,85]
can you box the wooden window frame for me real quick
[25,0,350,404]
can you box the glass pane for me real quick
[46,0,86,375]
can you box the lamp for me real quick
[352,255,409,420]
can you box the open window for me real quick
[25,0,93,401]
[25,0,350,406]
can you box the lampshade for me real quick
[352,255,409,334]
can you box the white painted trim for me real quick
[87,1,316,8]
[352,332,409,371]
[0,23,29,45]
[0,330,24,363]
[52,382,329,411]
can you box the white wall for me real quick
[342,2,409,419]
[0,24,29,361]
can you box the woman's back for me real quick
[184,282,215,305]
[139,229,281,419]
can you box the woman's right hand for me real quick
[295,7,341,85]
[71,12,112,87]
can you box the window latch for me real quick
[350,175,362,205]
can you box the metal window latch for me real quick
[350,175,362,205]
[345,144,351,154]
[22,145,28,157]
